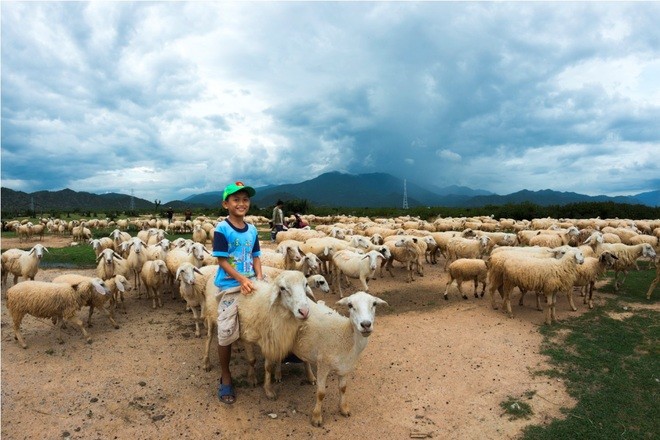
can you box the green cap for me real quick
[222,181,256,201]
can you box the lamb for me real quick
[144,239,172,261]
[498,249,585,324]
[260,245,303,270]
[331,249,386,297]
[6,278,111,348]
[141,259,170,309]
[444,236,492,269]
[201,271,312,400]
[1,244,49,286]
[292,291,388,426]
[444,258,488,300]
[89,237,115,258]
[598,243,657,290]
[95,248,124,280]
[383,236,421,282]
[123,237,148,295]
[176,263,216,336]
[165,243,210,296]
[52,274,128,329]
[573,251,619,309]
[192,224,208,244]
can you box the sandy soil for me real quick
[1,234,581,439]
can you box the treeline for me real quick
[3,200,659,223]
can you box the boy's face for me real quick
[223,190,251,217]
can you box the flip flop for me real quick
[218,379,236,405]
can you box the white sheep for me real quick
[598,243,657,290]
[176,263,216,336]
[444,236,492,269]
[123,237,148,295]
[275,229,326,243]
[201,271,312,400]
[6,278,111,348]
[52,274,128,329]
[261,266,329,294]
[498,249,585,324]
[383,236,421,282]
[89,237,115,258]
[165,243,210,297]
[95,248,124,281]
[331,249,386,297]
[1,244,49,286]
[192,224,208,244]
[444,258,488,300]
[141,259,170,309]
[260,245,303,270]
[292,291,388,426]
[573,251,619,309]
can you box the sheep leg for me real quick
[102,304,120,329]
[87,305,96,327]
[274,361,282,383]
[566,288,578,312]
[242,342,258,387]
[456,281,467,300]
[587,282,595,308]
[10,312,28,349]
[443,279,454,300]
[487,285,500,310]
[303,361,316,384]
[535,292,542,311]
[472,278,479,299]
[203,320,215,372]
[189,305,202,337]
[338,374,350,417]
[551,292,559,323]
[263,358,277,400]
[647,274,659,300]
[65,314,92,344]
[518,290,526,306]
[501,284,514,318]
[311,364,330,427]
[478,280,486,298]
[359,275,369,292]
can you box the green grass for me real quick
[501,394,534,420]
[41,245,97,268]
[519,266,659,440]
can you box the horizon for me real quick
[2,2,659,201]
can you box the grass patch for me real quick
[41,246,97,268]
[501,395,534,420]
[521,266,659,440]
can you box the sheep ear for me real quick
[43,247,49,253]
[96,253,103,262]
[116,279,125,292]
[373,297,389,307]
[175,267,183,280]
[113,252,123,260]
[193,267,204,275]
[305,288,317,303]
[336,297,351,307]
[92,280,108,295]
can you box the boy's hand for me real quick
[240,278,255,295]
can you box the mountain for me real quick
[630,190,660,207]
[2,174,657,213]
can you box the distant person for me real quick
[166,207,174,222]
[291,213,308,229]
[184,208,192,221]
[271,200,285,241]
[212,181,262,404]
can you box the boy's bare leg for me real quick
[217,344,235,403]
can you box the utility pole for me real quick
[403,179,409,210]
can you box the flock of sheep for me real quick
[2,212,659,425]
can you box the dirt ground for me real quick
[1,234,581,439]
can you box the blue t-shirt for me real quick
[212,219,261,290]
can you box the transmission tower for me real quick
[403,179,409,210]
[130,189,135,211]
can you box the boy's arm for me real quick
[217,257,256,294]
[253,256,263,281]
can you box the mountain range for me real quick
[2,172,658,214]
[184,172,659,209]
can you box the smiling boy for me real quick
[212,181,263,404]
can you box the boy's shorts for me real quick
[216,288,241,346]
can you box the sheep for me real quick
[123,237,148,295]
[331,249,386,297]
[261,266,329,294]
[141,259,170,309]
[176,263,216,336]
[261,245,303,270]
[275,229,326,243]
[573,251,619,309]
[165,243,210,296]
[89,237,115,258]
[444,236,492,269]
[52,274,128,329]
[444,258,488,300]
[201,271,312,400]
[109,228,131,250]
[498,249,585,324]
[144,238,171,261]
[192,224,208,244]
[300,237,355,275]
[383,236,421,282]
[1,244,49,286]
[95,248,124,281]
[6,278,111,348]
[646,258,659,300]
[598,243,657,290]
[292,291,388,426]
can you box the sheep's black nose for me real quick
[361,321,372,330]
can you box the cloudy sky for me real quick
[2,2,659,203]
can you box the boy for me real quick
[212,181,263,404]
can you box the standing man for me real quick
[271,200,285,241]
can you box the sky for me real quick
[2,2,659,203]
